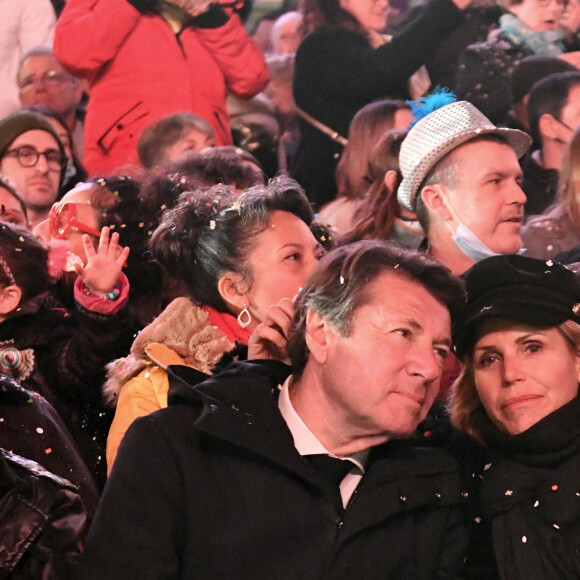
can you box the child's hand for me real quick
[74,227,130,296]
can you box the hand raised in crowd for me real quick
[74,227,130,296]
[247,297,294,365]
[162,0,215,17]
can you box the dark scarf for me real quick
[475,395,580,579]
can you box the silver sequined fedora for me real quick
[397,101,532,212]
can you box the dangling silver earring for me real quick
[237,304,251,329]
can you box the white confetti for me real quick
[534,500,539,508]
[36,427,44,434]
[505,490,513,496]
[522,536,527,543]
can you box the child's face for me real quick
[34,183,100,265]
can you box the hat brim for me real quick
[398,127,532,212]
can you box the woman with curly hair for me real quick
[105,176,323,472]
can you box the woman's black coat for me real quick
[291,0,464,208]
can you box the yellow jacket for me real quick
[105,298,238,474]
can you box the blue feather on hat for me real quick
[407,87,456,129]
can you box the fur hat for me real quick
[453,254,580,358]
[397,101,531,212]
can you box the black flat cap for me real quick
[453,254,580,358]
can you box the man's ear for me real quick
[420,185,452,221]
[539,113,560,141]
[0,285,22,317]
[305,310,334,365]
[217,272,247,314]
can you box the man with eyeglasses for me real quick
[0,111,66,228]
[17,46,85,160]
[519,70,580,216]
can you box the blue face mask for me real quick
[441,192,523,263]
[451,223,500,263]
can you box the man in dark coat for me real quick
[78,241,468,579]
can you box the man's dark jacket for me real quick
[79,361,468,579]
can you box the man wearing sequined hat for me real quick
[398,100,532,276]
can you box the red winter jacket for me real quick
[54,0,269,175]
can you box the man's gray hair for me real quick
[287,240,465,377]
[17,45,80,84]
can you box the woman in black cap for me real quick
[449,253,580,579]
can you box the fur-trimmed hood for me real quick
[104,298,235,405]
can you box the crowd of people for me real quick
[3,0,580,577]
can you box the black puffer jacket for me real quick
[0,373,99,516]
[0,449,87,579]
[0,290,134,488]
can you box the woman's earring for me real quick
[237,304,251,329]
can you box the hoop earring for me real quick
[237,304,251,329]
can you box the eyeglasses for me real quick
[48,201,101,239]
[18,70,73,92]
[4,146,64,171]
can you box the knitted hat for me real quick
[453,254,580,358]
[397,101,531,212]
[511,56,578,104]
[0,111,66,185]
